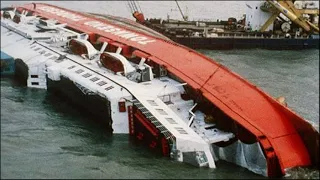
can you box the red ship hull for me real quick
[12,3,319,177]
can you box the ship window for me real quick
[75,69,84,74]
[175,127,188,134]
[31,82,39,85]
[34,47,41,51]
[44,53,52,57]
[97,81,107,86]
[52,57,60,61]
[30,45,37,49]
[39,50,46,54]
[30,75,38,78]
[90,77,100,82]
[105,86,114,91]
[147,100,158,106]
[68,65,76,69]
[156,109,168,115]
[178,129,188,134]
[160,79,169,82]
[67,35,78,40]
[82,73,92,78]
[166,118,177,124]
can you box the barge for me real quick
[1,3,319,177]
[132,1,319,50]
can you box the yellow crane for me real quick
[259,0,319,33]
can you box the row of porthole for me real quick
[154,107,187,134]
[144,94,184,132]
[174,127,188,134]
[68,65,114,91]
[29,44,58,60]
[68,64,184,133]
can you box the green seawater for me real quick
[1,49,319,179]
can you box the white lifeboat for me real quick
[99,52,135,76]
[67,38,98,59]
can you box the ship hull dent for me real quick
[46,76,113,131]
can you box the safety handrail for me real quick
[188,103,197,127]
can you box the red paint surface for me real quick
[17,3,319,177]
[69,39,88,55]
[118,101,126,112]
[134,110,159,137]
[128,106,134,135]
[100,53,124,74]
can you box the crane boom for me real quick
[175,0,187,21]
[265,0,319,33]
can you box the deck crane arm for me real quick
[127,0,145,24]
[259,12,280,32]
[261,0,319,33]
[175,0,188,21]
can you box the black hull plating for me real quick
[173,37,320,50]
[46,76,113,131]
[14,59,28,85]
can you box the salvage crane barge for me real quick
[1,3,318,177]
[133,0,320,50]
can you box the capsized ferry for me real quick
[0,3,318,177]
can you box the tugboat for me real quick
[132,0,319,49]
[1,3,318,177]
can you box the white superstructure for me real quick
[245,1,274,31]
